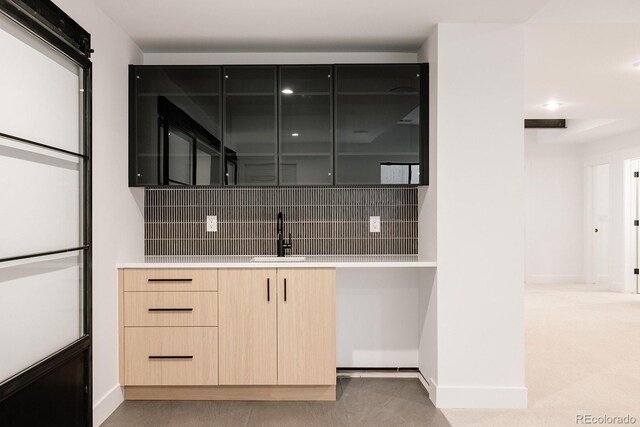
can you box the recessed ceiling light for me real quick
[291,133,299,137]
[281,88,293,94]
[543,101,562,111]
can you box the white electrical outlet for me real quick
[369,216,381,233]
[206,215,217,232]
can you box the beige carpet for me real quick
[443,284,640,427]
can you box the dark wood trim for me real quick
[0,336,90,402]
[524,119,566,129]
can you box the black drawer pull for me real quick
[267,278,270,302]
[148,308,193,312]
[148,355,193,360]
[284,278,287,302]
[148,278,192,282]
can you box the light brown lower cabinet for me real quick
[218,269,278,385]
[218,268,336,386]
[124,327,218,386]
[277,268,336,385]
[119,267,336,400]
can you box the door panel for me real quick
[277,268,336,385]
[634,160,640,294]
[592,164,610,284]
[218,269,277,385]
[335,64,421,185]
[223,66,277,185]
[279,66,333,185]
[0,5,91,426]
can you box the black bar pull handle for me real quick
[148,278,193,283]
[267,278,270,302]
[284,278,287,302]
[148,355,193,360]
[148,308,193,312]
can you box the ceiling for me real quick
[90,0,640,144]
[92,0,549,53]
[525,22,640,143]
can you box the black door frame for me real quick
[0,0,92,425]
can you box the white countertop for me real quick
[117,255,437,269]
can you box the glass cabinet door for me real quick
[223,66,277,185]
[132,66,222,186]
[335,64,421,185]
[279,66,333,185]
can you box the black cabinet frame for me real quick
[129,63,429,187]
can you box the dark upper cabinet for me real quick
[279,66,333,185]
[129,63,427,187]
[335,64,423,185]
[223,66,277,186]
[129,66,222,186]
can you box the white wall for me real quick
[51,1,144,425]
[417,29,438,392]
[583,129,640,293]
[425,24,527,409]
[525,134,584,284]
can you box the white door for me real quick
[592,164,610,284]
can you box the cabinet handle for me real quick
[148,308,193,312]
[148,278,192,283]
[148,355,193,360]
[284,278,287,302]
[267,278,270,302]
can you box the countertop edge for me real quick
[116,262,437,269]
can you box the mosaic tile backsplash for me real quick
[144,187,418,256]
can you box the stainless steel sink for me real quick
[251,256,306,262]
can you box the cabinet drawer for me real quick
[124,327,218,386]
[123,269,217,292]
[124,292,217,327]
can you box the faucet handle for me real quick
[285,232,293,251]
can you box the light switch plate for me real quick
[206,215,217,232]
[369,216,381,233]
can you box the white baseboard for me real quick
[417,372,432,396]
[93,384,124,427]
[432,382,527,409]
[527,274,584,284]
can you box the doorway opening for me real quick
[629,159,640,294]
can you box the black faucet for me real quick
[277,212,292,257]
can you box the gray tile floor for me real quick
[102,378,450,427]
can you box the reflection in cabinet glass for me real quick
[129,63,428,187]
[223,66,277,186]
[335,64,421,185]
[279,66,333,185]
[130,66,222,186]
